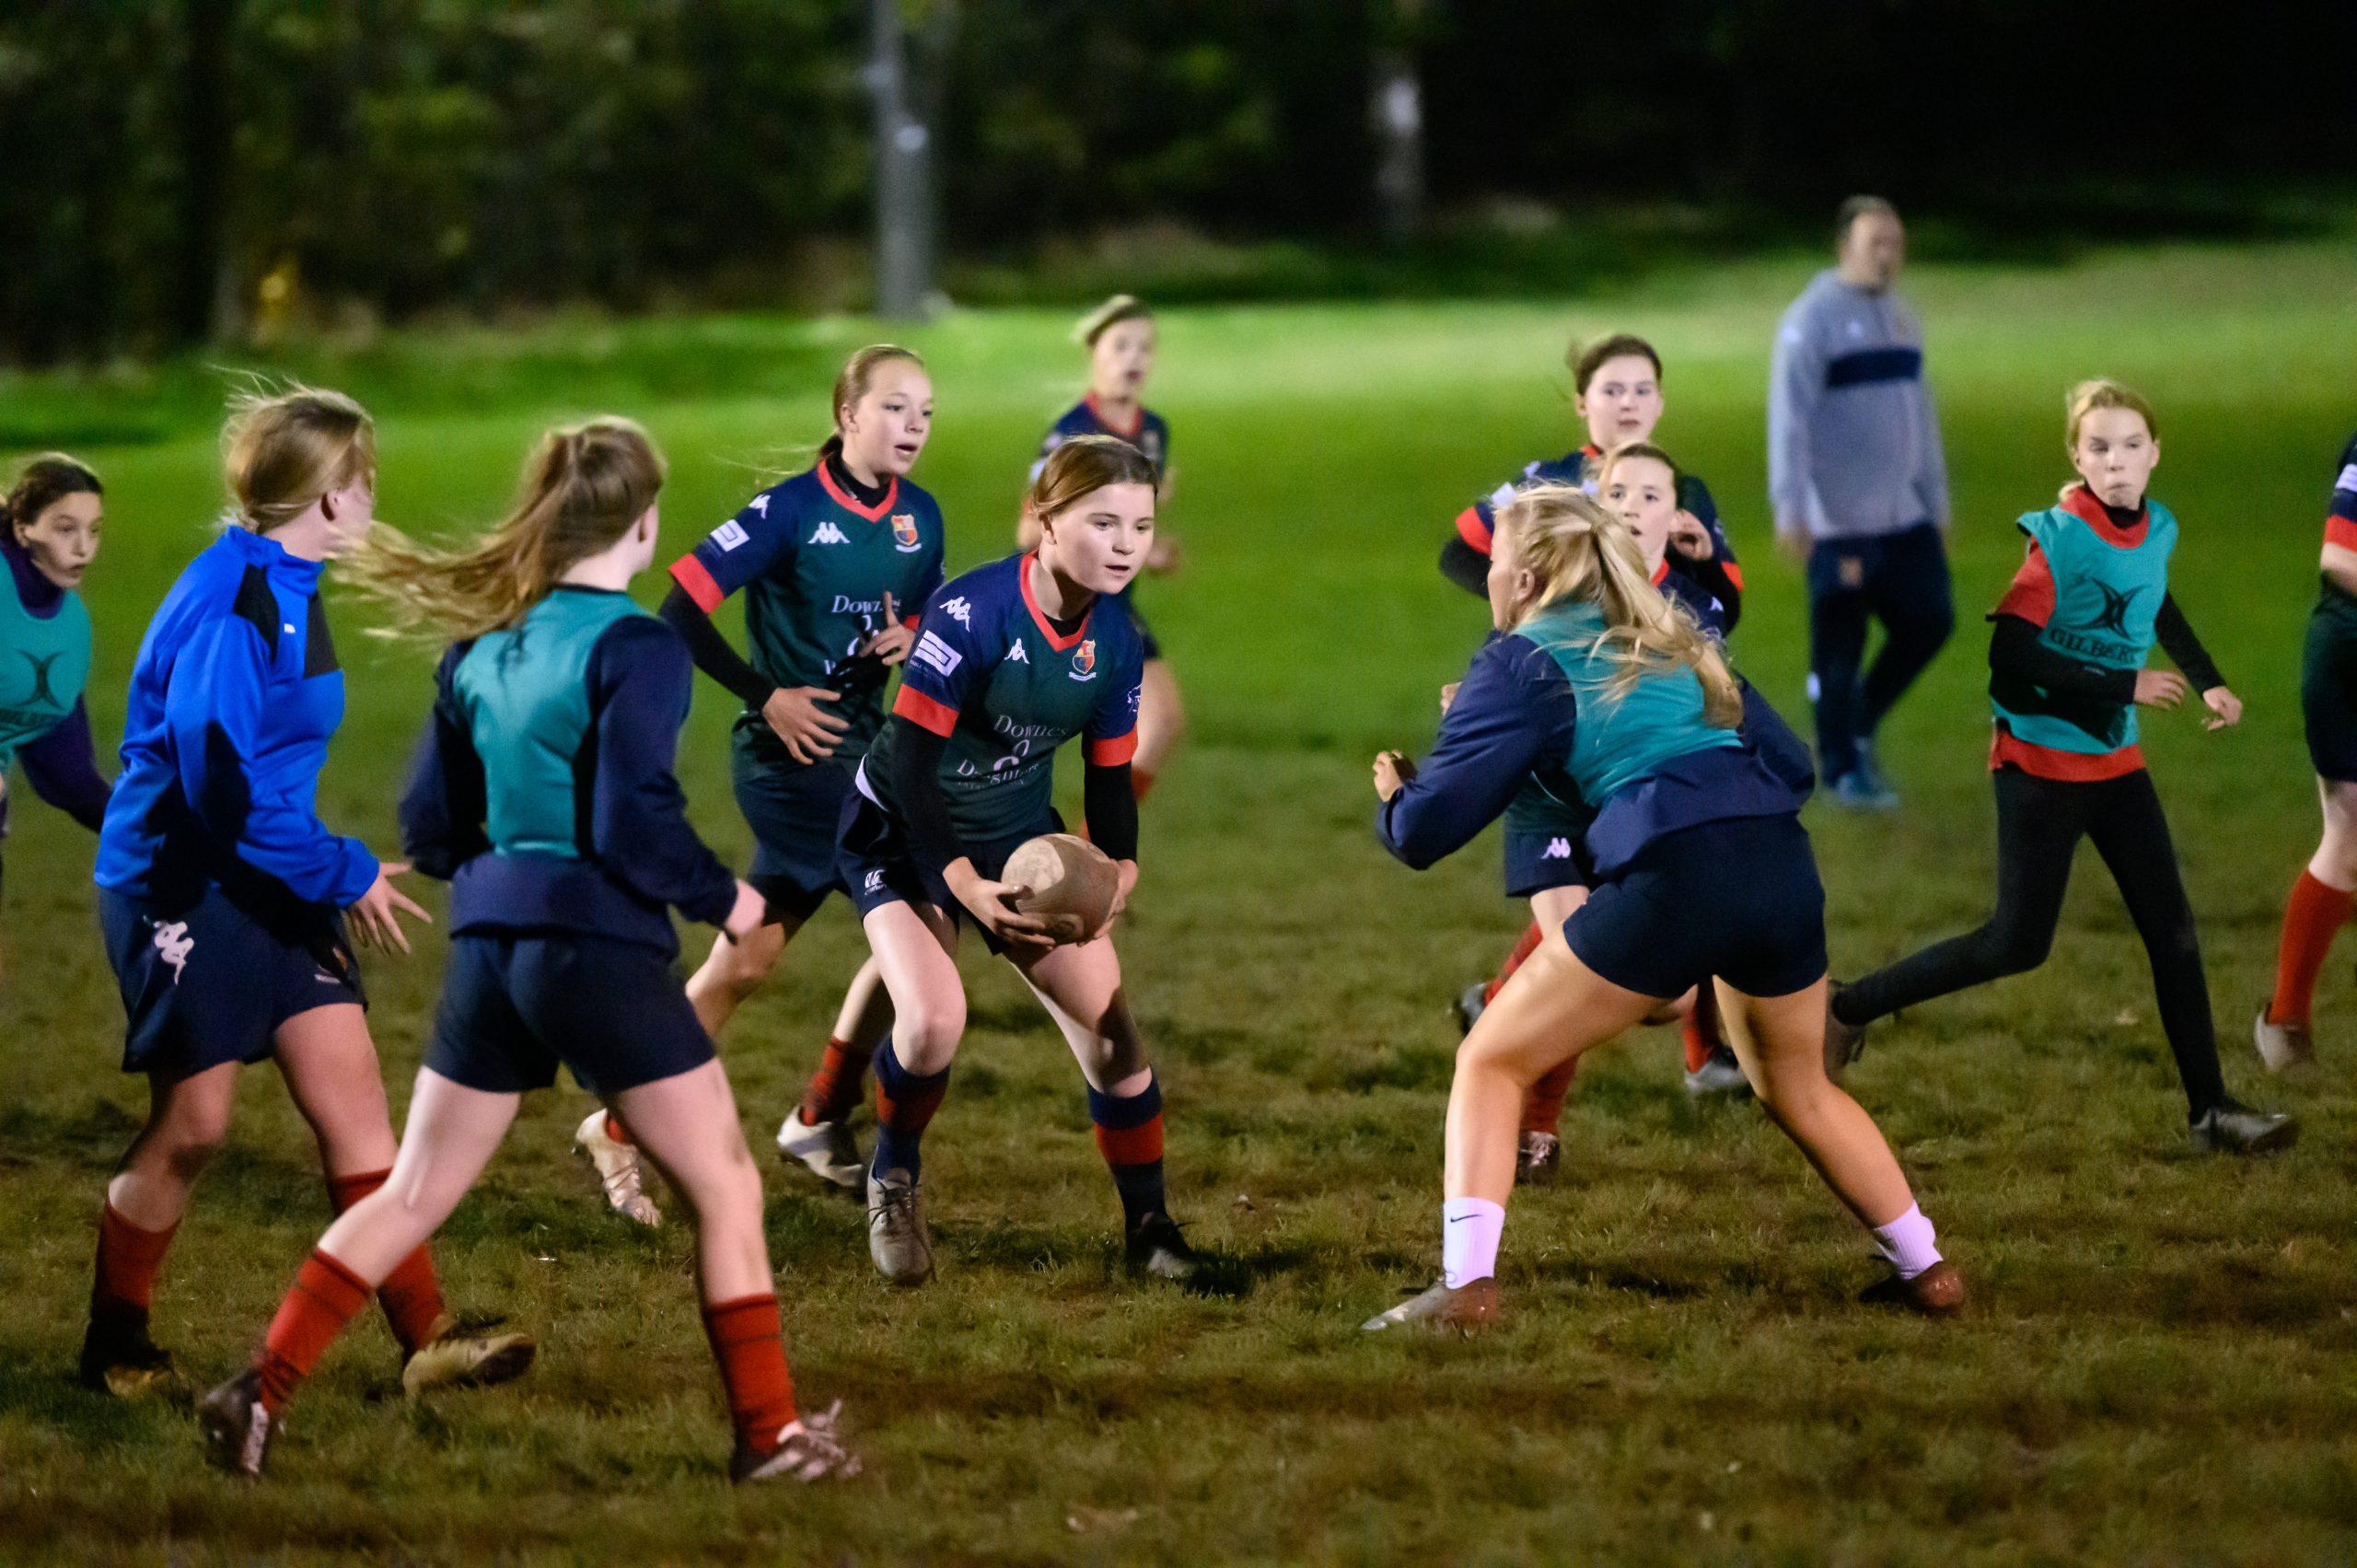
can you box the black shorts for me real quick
[424,932,714,1097]
[1504,826,1595,898]
[732,746,855,922]
[2301,607,2357,782]
[99,886,366,1080]
[1563,813,1827,1000]
[837,788,1059,957]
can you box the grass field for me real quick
[4,239,2356,1564]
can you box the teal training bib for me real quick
[1992,498,2177,754]
[1518,600,1739,805]
[0,571,92,772]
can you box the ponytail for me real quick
[347,417,665,642]
[1496,484,1741,727]
[822,344,926,461]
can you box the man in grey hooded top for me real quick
[1770,196,1953,809]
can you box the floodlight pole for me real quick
[1371,0,1428,246]
[869,0,938,320]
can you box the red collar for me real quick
[815,462,900,522]
[1649,557,1671,586]
[1017,552,1093,650]
[2059,483,2148,548]
[1083,392,1144,441]
[1580,442,1603,460]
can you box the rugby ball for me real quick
[1003,833,1121,945]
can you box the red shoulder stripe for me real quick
[669,554,724,614]
[892,684,958,737]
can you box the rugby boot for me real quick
[1452,981,1488,1037]
[1361,1277,1500,1333]
[1859,1260,1967,1318]
[2189,1101,2299,1156]
[1683,1043,1753,1099]
[777,1111,866,1193]
[78,1307,185,1400]
[1515,1130,1560,1185]
[1125,1211,1202,1283]
[2253,1007,2315,1074]
[197,1367,275,1478]
[401,1314,538,1396]
[866,1167,935,1286]
[575,1109,661,1226]
[1823,986,1868,1081]
[731,1400,863,1484]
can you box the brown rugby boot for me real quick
[1361,1277,1500,1332]
[1859,1259,1966,1317]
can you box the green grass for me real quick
[5,238,2357,1564]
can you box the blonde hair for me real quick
[819,344,926,463]
[1495,484,1741,726]
[221,384,375,534]
[2062,378,2158,502]
[1023,435,1158,536]
[348,417,665,642]
[1076,294,1152,348]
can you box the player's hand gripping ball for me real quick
[1003,833,1122,946]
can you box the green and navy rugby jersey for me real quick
[2318,430,2357,617]
[865,552,1143,842]
[1035,396,1168,481]
[669,463,946,766]
[399,587,737,954]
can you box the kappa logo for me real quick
[746,494,771,517]
[151,920,193,981]
[18,650,64,708]
[1542,838,1573,860]
[912,631,962,679]
[808,521,850,546]
[938,596,972,628]
[712,519,750,552]
[1069,638,1097,680]
[890,513,922,552]
[2090,582,2141,637]
[1005,640,1028,664]
[864,869,886,893]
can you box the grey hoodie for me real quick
[1768,269,1949,542]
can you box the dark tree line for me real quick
[2,0,2350,362]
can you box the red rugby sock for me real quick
[1682,987,1724,1074]
[798,1036,878,1127]
[325,1168,447,1356]
[604,1112,633,1147]
[702,1293,798,1454]
[256,1249,371,1413]
[2269,868,2354,1027]
[1484,921,1546,1006]
[92,1200,178,1320]
[1522,1059,1575,1135]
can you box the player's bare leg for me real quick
[856,900,965,1284]
[1714,977,1962,1313]
[1367,926,1654,1330]
[1509,885,1587,1180]
[1016,935,1196,1280]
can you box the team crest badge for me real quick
[891,513,922,552]
[1072,638,1097,678]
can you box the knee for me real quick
[1981,921,2053,977]
[152,1112,229,1182]
[894,994,967,1065]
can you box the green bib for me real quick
[1520,600,1738,806]
[0,571,93,772]
[1992,499,2177,754]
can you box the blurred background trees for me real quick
[2,0,2350,362]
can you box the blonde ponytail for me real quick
[1496,484,1741,727]
[347,417,665,642]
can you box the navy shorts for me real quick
[424,932,714,1097]
[99,886,366,1080]
[2301,607,2357,782]
[837,788,1059,956]
[1563,813,1828,1000]
[731,743,854,922]
[1504,827,1595,898]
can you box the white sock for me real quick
[1870,1203,1941,1280]
[1441,1197,1504,1288]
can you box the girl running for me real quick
[198,418,856,1484]
[580,345,945,1218]
[1027,295,1184,804]
[843,435,1200,1287]
[1828,380,2294,1155]
[0,454,112,984]
[2257,426,2357,1069]
[85,386,529,1399]
[1364,485,1960,1330]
